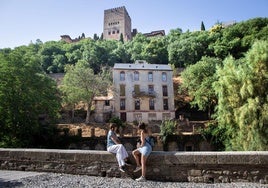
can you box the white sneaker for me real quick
[135,176,146,181]
[133,166,142,173]
[119,166,126,172]
[125,162,131,166]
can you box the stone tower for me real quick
[103,6,132,41]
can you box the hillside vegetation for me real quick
[0,17,267,150]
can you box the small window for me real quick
[162,72,167,82]
[108,31,111,35]
[134,113,142,122]
[148,113,157,121]
[117,30,120,34]
[163,99,169,110]
[120,71,125,81]
[148,85,154,94]
[135,99,140,110]
[105,100,110,106]
[162,113,171,120]
[120,99,125,110]
[120,112,126,122]
[112,31,115,34]
[148,72,153,81]
[120,84,125,96]
[134,71,139,81]
[149,99,155,110]
[134,85,140,95]
[163,85,168,96]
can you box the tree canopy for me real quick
[1,18,265,73]
[180,56,221,118]
[213,40,268,150]
[60,61,112,124]
[0,17,267,150]
[0,46,60,147]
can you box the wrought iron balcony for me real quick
[132,90,156,98]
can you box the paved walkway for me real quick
[0,170,266,188]
[0,170,45,182]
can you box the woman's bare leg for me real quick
[132,149,141,167]
[141,155,147,177]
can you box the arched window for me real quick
[148,72,153,81]
[120,71,125,81]
[162,72,167,82]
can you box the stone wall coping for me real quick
[1,148,267,165]
[1,148,267,154]
[0,148,109,154]
[1,148,267,155]
[1,148,267,183]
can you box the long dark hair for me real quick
[110,123,117,130]
[138,123,147,133]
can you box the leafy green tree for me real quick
[109,116,124,128]
[109,43,131,64]
[39,41,67,73]
[126,33,169,64]
[0,46,60,147]
[60,61,112,124]
[64,42,83,65]
[126,33,150,62]
[81,39,117,73]
[97,40,118,67]
[93,33,99,41]
[143,37,168,64]
[209,23,223,33]
[199,121,226,151]
[160,120,177,146]
[211,18,268,60]
[168,31,212,67]
[166,28,183,44]
[180,57,221,118]
[213,40,268,150]
[81,40,101,73]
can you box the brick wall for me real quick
[0,149,267,183]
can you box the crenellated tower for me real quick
[103,6,132,41]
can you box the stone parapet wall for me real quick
[0,149,267,184]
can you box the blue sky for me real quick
[1,0,267,49]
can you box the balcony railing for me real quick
[132,90,156,98]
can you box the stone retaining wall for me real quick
[0,149,267,184]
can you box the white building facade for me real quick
[113,60,175,123]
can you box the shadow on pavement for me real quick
[0,178,24,187]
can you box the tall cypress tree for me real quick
[119,33,124,43]
[201,21,206,31]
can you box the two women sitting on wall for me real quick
[106,122,152,182]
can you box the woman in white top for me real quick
[106,123,129,172]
